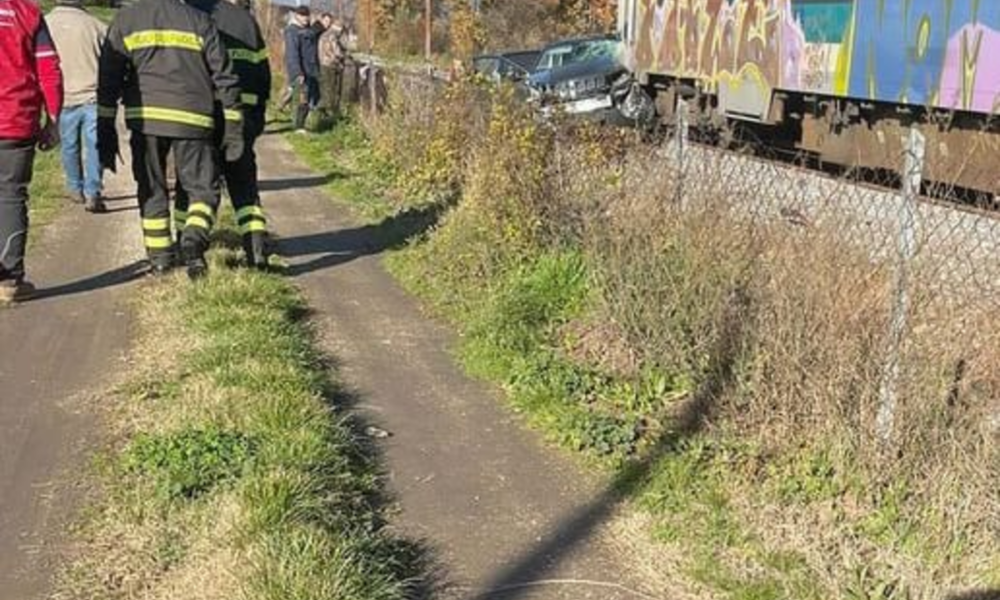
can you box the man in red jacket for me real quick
[0,0,63,305]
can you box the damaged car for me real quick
[526,35,654,126]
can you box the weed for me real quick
[28,148,64,245]
[573,411,639,456]
[122,428,255,501]
[768,447,845,505]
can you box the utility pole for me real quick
[365,0,376,113]
[424,0,432,61]
[366,0,374,54]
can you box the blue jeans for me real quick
[59,103,102,199]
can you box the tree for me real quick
[446,0,485,59]
[559,0,617,35]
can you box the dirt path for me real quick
[257,132,651,600]
[0,159,143,600]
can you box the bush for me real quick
[365,74,490,209]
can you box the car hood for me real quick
[528,56,624,89]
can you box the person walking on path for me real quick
[176,0,272,269]
[47,0,108,214]
[98,0,244,279]
[284,5,320,132]
[0,0,63,305]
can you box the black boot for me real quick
[148,261,173,277]
[243,232,269,271]
[84,194,107,214]
[294,103,309,132]
[148,249,176,277]
[181,242,208,281]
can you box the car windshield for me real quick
[537,39,617,71]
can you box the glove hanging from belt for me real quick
[97,117,119,173]
[221,108,245,164]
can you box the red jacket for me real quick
[0,0,63,141]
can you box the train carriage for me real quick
[619,0,1000,191]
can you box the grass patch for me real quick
[280,119,394,220]
[28,147,64,243]
[61,225,422,599]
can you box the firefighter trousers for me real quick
[131,133,218,268]
[175,112,268,267]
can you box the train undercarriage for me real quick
[640,74,1000,204]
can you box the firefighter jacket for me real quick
[187,0,270,115]
[98,0,241,139]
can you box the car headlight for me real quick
[555,82,576,100]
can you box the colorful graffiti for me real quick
[624,0,1000,116]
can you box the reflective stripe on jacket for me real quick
[97,0,241,139]
[187,0,270,112]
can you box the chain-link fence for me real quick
[654,103,1000,445]
[669,110,1000,307]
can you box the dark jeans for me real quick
[130,133,217,266]
[293,76,321,130]
[0,139,36,282]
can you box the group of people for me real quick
[0,0,300,305]
[282,6,349,132]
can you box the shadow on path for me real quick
[259,173,343,193]
[34,260,147,302]
[948,592,1000,600]
[263,125,295,135]
[99,205,138,215]
[100,193,137,203]
[278,204,443,277]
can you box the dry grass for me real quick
[586,141,1000,597]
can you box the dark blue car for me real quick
[525,35,643,123]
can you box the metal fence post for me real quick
[877,126,925,445]
[368,59,377,113]
[675,97,689,207]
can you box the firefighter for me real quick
[175,0,271,269]
[97,0,244,279]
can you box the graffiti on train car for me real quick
[627,0,1000,115]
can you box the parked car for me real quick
[472,50,541,83]
[525,34,652,125]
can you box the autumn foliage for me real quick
[353,0,618,58]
